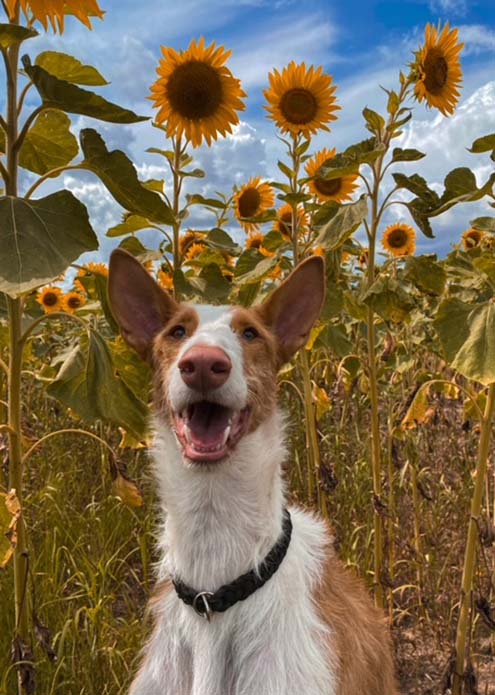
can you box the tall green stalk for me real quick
[288,133,324,513]
[3,25,32,692]
[452,382,495,695]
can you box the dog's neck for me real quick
[153,410,287,590]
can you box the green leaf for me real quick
[387,90,400,116]
[469,133,495,154]
[107,214,153,237]
[318,138,385,180]
[0,192,98,296]
[180,168,205,179]
[189,264,232,302]
[35,51,108,86]
[80,129,174,224]
[434,298,495,385]
[234,254,278,284]
[363,107,385,134]
[406,198,435,238]
[205,228,240,252]
[93,274,119,333]
[47,329,148,438]
[186,193,226,209]
[23,57,147,124]
[277,160,294,178]
[470,217,495,232]
[316,197,368,250]
[391,148,426,163]
[392,173,439,205]
[472,256,495,286]
[0,110,78,175]
[362,275,415,323]
[405,255,446,295]
[317,323,351,357]
[0,24,37,49]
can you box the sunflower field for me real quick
[0,2,495,694]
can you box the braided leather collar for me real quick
[173,509,292,620]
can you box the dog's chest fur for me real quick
[130,418,337,695]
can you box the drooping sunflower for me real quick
[462,228,484,250]
[311,246,326,258]
[358,249,369,267]
[412,23,463,116]
[273,204,309,240]
[234,177,275,233]
[246,232,274,257]
[157,269,174,291]
[63,292,86,314]
[382,223,416,257]
[37,286,63,314]
[305,148,359,203]
[149,38,246,148]
[264,61,340,138]
[6,0,104,32]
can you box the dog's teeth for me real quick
[222,426,231,446]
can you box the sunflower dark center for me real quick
[238,188,261,218]
[423,49,448,94]
[167,61,223,120]
[315,176,342,197]
[43,292,58,307]
[280,88,318,125]
[388,228,408,248]
[67,296,81,309]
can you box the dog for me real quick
[108,248,398,695]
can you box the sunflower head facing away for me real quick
[382,223,416,257]
[264,61,340,138]
[150,37,246,148]
[37,286,63,314]
[305,148,359,203]
[234,177,275,233]
[273,204,309,240]
[462,228,484,250]
[6,0,104,32]
[412,23,463,116]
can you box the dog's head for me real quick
[109,249,325,466]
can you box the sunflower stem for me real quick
[4,33,32,694]
[452,382,495,695]
[171,135,184,300]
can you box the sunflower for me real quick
[412,23,463,116]
[63,292,86,314]
[246,232,275,257]
[305,148,359,203]
[382,223,416,257]
[234,177,275,233]
[273,204,309,240]
[149,37,246,148]
[462,228,484,250]
[311,246,326,258]
[6,0,104,32]
[81,262,109,278]
[158,269,174,291]
[179,230,206,255]
[264,61,340,138]
[269,264,283,280]
[37,286,63,314]
[358,249,369,267]
[185,242,207,262]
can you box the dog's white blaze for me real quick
[130,412,336,695]
[168,305,248,414]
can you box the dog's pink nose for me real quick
[178,346,232,391]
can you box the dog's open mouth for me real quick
[174,402,251,463]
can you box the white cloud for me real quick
[429,0,468,16]
[459,25,495,55]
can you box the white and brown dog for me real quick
[109,249,398,695]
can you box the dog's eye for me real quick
[243,327,258,341]
[170,325,186,340]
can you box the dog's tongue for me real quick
[188,402,230,447]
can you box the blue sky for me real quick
[11,0,495,259]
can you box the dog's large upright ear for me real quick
[108,249,179,360]
[257,256,326,366]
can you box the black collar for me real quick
[172,509,292,620]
